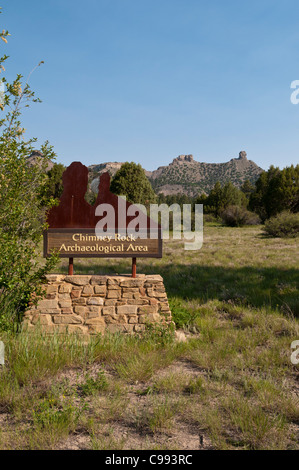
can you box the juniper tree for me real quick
[110,162,157,205]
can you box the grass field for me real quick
[0,223,298,450]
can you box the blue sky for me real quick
[2,0,299,171]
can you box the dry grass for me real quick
[0,223,298,450]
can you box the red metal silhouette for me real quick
[45,162,161,277]
[47,162,95,228]
[47,162,157,230]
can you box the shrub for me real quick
[221,205,260,227]
[203,213,219,224]
[263,211,299,238]
[0,14,58,331]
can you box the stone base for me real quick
[23,274,172,335]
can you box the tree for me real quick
[241,179,255,199]
[276,165,299,213]
[249,165,299,221]
[110,162,157,205]
[206,181,223,216]
[39,162,65,206]
[0,11,58,330]
[197,181,247,217]
[221,181,247,209]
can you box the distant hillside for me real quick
[88,151,263,197]
[146,151,263,196]
[26,151,54,172]
[88,162,124,193]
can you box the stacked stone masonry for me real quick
[24,274,172,335]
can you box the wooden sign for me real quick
[44,162,162,276]
[44,229,162,258]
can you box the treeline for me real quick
[155,165,299,232]
[248,165,299,220]
[156,165,298,217]
[156,181,257,228]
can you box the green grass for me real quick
[80,370,109,396]
[0,223,298,450]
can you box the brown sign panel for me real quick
[44,228,162,258]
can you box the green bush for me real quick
[0,14,58,331]
[203,213,219,224]
[221,205,260,227]
[263,211,299,238]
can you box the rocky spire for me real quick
[172,154,194,164]
[238,151,247,160]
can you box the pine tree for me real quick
[249,165,299,220]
